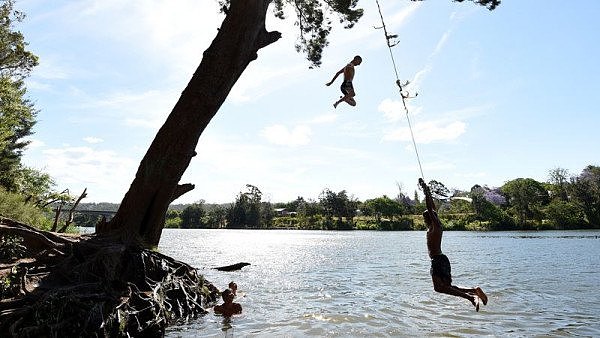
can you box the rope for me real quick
[375,0,426,181]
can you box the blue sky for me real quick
[18,0,600,204]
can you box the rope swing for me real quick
[374,0,426,181]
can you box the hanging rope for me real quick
[375,0,426,181]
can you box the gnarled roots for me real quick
[0,217,215,337]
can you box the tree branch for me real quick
[51,203,63,232]
[171,184,195,203]
[0,224,64,252]
[0,217,77,246]
[58,188,87,233]
[256,29,282,49]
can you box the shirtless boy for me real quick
[213,289,242,317]
[420,178,488,311]
[326,55,362,108]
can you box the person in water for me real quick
[420,178,488,311]
[228,282,238,296]
[326,55,362,108]
[214,288,242,317]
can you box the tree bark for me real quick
[98,0,280,246]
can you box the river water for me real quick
[159,229,600,337]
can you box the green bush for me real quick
[545,200,587,229]
[0,187,52,230]
[0,272,21,298]
[0,235,26,259]
[73,213,102,228]
[410,215,427,231]
[354,216,415,231]
[464,221,490,231]
[164,217,182,228]
[296,215,326,230]
[354,217,378,230]
[272,216,300,229]
[377,218,413,231]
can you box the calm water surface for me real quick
[158,229,600,337]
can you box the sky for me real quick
[17,0,600,204]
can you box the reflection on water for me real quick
[160,230,600,337]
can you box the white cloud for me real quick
[74,89,175,130]
[229,63,307,104]
[261,124,311,146]
[32,58,71,80]
[24,138,45,150]
[338,121,375,139]
[387,3,422,29]
[82,90,166,109]
[407,64,432,94]
[83,137,103,144]
[35,1,222,82]
[378,98,405,122]
[378,98,423,123]
[432,30,452,57]
[42,147,136,182]
[404,28,451,94]
[39,146,137,201]
[194,137,267,173]
[187,136,323,202]
[307,113,339,124]
[383,120,466,143]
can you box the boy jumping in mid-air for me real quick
[419,178,488,311]
[326,55,362,108]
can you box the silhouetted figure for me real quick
[326,55,362,108]
[214,289,242,317]
[420,178,488,311]
[228,281,238,296]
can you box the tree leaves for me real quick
[0,0,38,79]
[0,0,39,193]
[262,0,497,66]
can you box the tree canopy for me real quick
[0,0,38,79]
[0,0,40,194]
[216,0,500,67]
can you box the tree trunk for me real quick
[97,0,280,246]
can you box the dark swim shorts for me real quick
[340,80,354,95]
[430,254,452,283]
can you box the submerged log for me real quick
[214,262,251,271]
[0,217,215,337]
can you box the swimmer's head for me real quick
[221,288,234,302]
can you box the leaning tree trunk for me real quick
[97,0,280,246]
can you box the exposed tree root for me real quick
[0,217,217,337]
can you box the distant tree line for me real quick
[76,165,596,231]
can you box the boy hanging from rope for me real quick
[325,55,362,108]
[419,178,488,311]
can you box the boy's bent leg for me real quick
[345,91,357,106]
[433,278,480,311]
[452,286,487,305]
[335,94,354,107]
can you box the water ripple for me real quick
[162,229,600,337]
